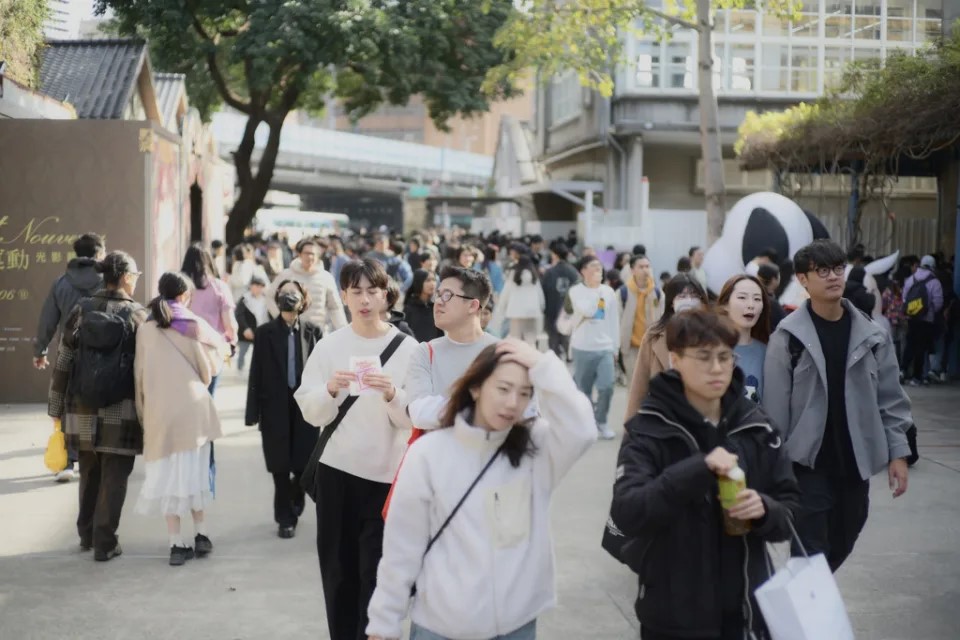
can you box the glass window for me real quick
[550,71,582,123]
[728,9,757,34]
[666,41,694,89]
[635,42,661,88]
[853,0,882,39]
[791,45,818,92]
[759,43,788,91]
[791,1,821,37]
[916,0,943,41]
[729,44,755,90]
[714,45,723,91]
[886,0,914,41]
[824,0,854,38]
[824,45,853,89]
[762,12,790,37]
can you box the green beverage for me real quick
[718,466,751,536]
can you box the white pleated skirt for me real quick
[136,441,213,517]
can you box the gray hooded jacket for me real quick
[762,299,912,480]
[34,258,103,358]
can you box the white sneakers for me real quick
[598,424,617,440]
[54,468,75,483]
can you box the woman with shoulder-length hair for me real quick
[245,279,322,539]
[181,243,237,393]
[624,273,709,420]
[717,274,771,403]
[366,340,597,640]
[134,272,231,566]
[47,251,148,561]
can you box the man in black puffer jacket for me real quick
[611,310,799,640]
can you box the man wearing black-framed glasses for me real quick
[406,266,499,430]
[763,239,912,572]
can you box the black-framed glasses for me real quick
[810,265,846,279]
[436,289,475,304]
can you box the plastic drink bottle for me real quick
[718,466,751,536]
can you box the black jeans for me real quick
[790,465,870,572]
[546,325,570,360]
[273,471,305,528]
[77,451,135,552]
[640,613,748,640]
[315,463,391,640]
[903,319,935,380]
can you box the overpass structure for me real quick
[210,112,493,196]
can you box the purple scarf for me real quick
[168,301,222,347]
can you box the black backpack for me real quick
[71,298,138,408]
[903,274,934,318]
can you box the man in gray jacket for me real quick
[33,232,105,481]
[763,239,911,572]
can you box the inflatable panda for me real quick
[703,191,897,330]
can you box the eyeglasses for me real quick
[436,289,475,304]
[681,350,738,369]
[809,265,846,279]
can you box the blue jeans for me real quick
[572,348,615,426]
[410,620,536,640]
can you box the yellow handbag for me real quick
[44,419,68,473]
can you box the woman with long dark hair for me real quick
[491,256,546,346]
[181,244,237,392]
[47,251,147,561]
[367,340,596,640]
[135,272,230,566]
[717,274,771,403]
[403,269,443,342]
[624,273,709,419]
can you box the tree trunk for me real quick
[225,113,287,247]
[696,0,725,245]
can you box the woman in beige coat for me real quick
[624,274,709,420]
[134,272,230,566]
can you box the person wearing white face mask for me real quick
[717,275,772,403]
[624,274,709,420]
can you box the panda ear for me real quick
[741,207,789,267]
[803,209,831,240]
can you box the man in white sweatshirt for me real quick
[406,266,499,429]
[568,255,620,439]
[294,258,418,640]
[266,237,348,332]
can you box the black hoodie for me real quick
[610,369,800,638]
[34,258,103,357]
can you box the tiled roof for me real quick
[154,72,186,130]
[39,39,147,119]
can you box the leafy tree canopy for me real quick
[0,0,49,88]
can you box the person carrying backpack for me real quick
[46,251,148,562]
[902,255,944,385]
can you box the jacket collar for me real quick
[453,410,511,453]
[94,289,134,302]
[778,299,883,376]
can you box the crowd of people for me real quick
[30,223,958,639]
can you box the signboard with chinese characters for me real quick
[0,120,185,403]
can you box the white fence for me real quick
[584,208,707,276]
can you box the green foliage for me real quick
[485,0,803,97]
[737,29,960,171]
[0,0,49,88]
[98,0,519,126]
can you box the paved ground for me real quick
[1,369,959,639]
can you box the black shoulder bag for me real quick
[301,332,408,502]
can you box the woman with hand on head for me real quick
[366,339,596,640]
[135,272,231,566]
[624,274,709,420]
[244,280,321,539]
[717,275,771,403]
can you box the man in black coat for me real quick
[610,310,799,640]
[541,241,580,360]
[245,280,321,538]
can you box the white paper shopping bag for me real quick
[755,553,855,640]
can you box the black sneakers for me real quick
[94,545,122,562]
[169,545,195,566]
[278,525,296,539]
[194,534,214,557]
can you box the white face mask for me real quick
[673,298,702,313]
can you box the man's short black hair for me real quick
[632,244,647,255]
[550,241,569,260]
[73,233,104,258]
[794,239,846,274]
[576,255,600,272]
[688,246,701,257]
[211,239,224,250]
[340,258,390,291]
[630,254,651,269]
[530,234,544,244]
[439,265,492,306]
[665,309,738,352]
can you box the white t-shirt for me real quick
[567,283,620,353]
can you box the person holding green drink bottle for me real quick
[610,309,800,640]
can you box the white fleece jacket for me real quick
[365,352,597,640]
